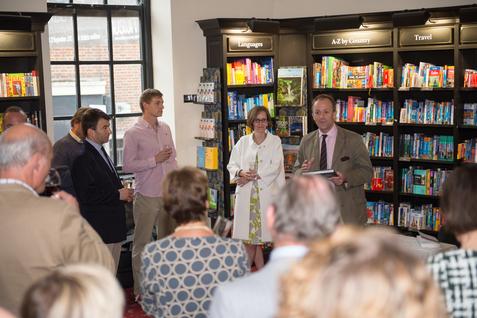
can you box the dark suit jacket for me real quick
[71,140,126,244]
[52,133,84,197]
[294,125,373,224]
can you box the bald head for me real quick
[2,107,28,131]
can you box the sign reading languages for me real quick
[399,27,453,46]
[312,30,392,50]
[228,36,273,52]
[461,25,477,44]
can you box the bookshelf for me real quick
[197,7,477,229]
[0,13,51,132]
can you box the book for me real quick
[208,188,218,210]
[282,144,299,172]
[276,116,290,137]
[303,169,338,178]
[276,67,306,106]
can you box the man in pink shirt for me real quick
[123,88,178,297]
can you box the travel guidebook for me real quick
[276,66,306,107]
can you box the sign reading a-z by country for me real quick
[399,27,453,46]
[228,36,273,52]
[461,25,477,44]
[312,30,392,50]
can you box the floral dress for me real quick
[246,154,263,244]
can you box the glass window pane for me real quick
[80,64,111,113]
[108,0,138,5]
[74,0,104,4]
[115,116,140,166]
[77,14,109,61]
[53,120,71,143]
[51,65,77,116]
[49,16,75,61]
[114,64,142,114]
[48,0,70,4]
[112,11,141,61]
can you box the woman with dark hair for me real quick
[140,167,248,318]
[428,164,477,318]
[227,106,286,269]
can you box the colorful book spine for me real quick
[362,132,393,157]
[399,134,454,161]
[398,203,443,231]
[400,167,450,196]
[226,57,274,85]
[367,201,394,225]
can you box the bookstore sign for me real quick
[228,36,273,52]
[312,30,392,50]
[460,25,477,44]
[399,27,453,46]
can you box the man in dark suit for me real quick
[72,108,133,272]
[52,106,89,197]
[294,94,373,224]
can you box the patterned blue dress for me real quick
[140,235,249,317]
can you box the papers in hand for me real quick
[303,169,338,178]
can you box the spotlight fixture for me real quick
[0,15,31,31]
[459,6,477,24]
[392,10,430,27]
[314,15,363,32]
[246,19,280,34]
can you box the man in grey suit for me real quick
[0,124,114,315]
[208,175,341,318]
[294,94,373,224]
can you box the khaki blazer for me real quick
[0,183,114,316]
[294,126,373,224]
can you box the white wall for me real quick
[155,0,475,167]
[0,0,46,12]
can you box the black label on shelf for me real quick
[228,36,273,52]
[312,30,392,50]
[0,31,34,51]
[399,27,453,46]
[460,25,477,44]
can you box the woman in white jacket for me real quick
[227,106,286,269]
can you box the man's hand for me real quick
[155,147,172,163]
[52,191,79,210]
[301,158,314,172]
[329,171,346,186]
[119,187,134,202]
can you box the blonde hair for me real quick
[21,264,124,318]
[277,226,447,318]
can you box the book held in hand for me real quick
[302,169,338,178]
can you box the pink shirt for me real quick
[123,117,177,197]
[318,123,337,169]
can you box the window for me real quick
[47,0,152,168]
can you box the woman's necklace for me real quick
[174,223,212,233]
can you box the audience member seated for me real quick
[2,106,28,131]
[140,167,249,317]
[0,124,114,316]
[209,175,341,318]
[428,164,477,318]
[278,226,447,318]
[20,264,124,318]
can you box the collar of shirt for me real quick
[0,178,38,196]
[319,123,337,139]
[138,116,160,130]
[69,130,83,143]
[269,245,308,262]
[247,130,269,147]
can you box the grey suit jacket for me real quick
[294,125,373,224]
[208,250,304,318]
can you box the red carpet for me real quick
[124,288,149,318]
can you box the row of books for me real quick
[336,97,394,124]
[313,58,394,89]
[464,69,477,88]
[364,166,394,191]
[362,132,394,157]
[276,116,307,138]
[198,118,216,139]
[196,146,218,170]
[457,138,477,163]
[0,71,40,97]
[400,63,454,88]
[399,134,454,161]
[397,203,443,231]
[227,124,250,151]
[399,99,454,125]
[366,201,394,225]
[227,92,275,120]
[196,82,217,104]
[463,103,477,125]
[226,57,274,85]
[401,167,450,196]
[283,144,299,173]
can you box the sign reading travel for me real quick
[312,30,392,50]
[228,36,273,52]
[399,27,453,46]
[461,25,477,44]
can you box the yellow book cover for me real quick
[205,147,218,170]
[226,63,232,85]
[7,73,26,97]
